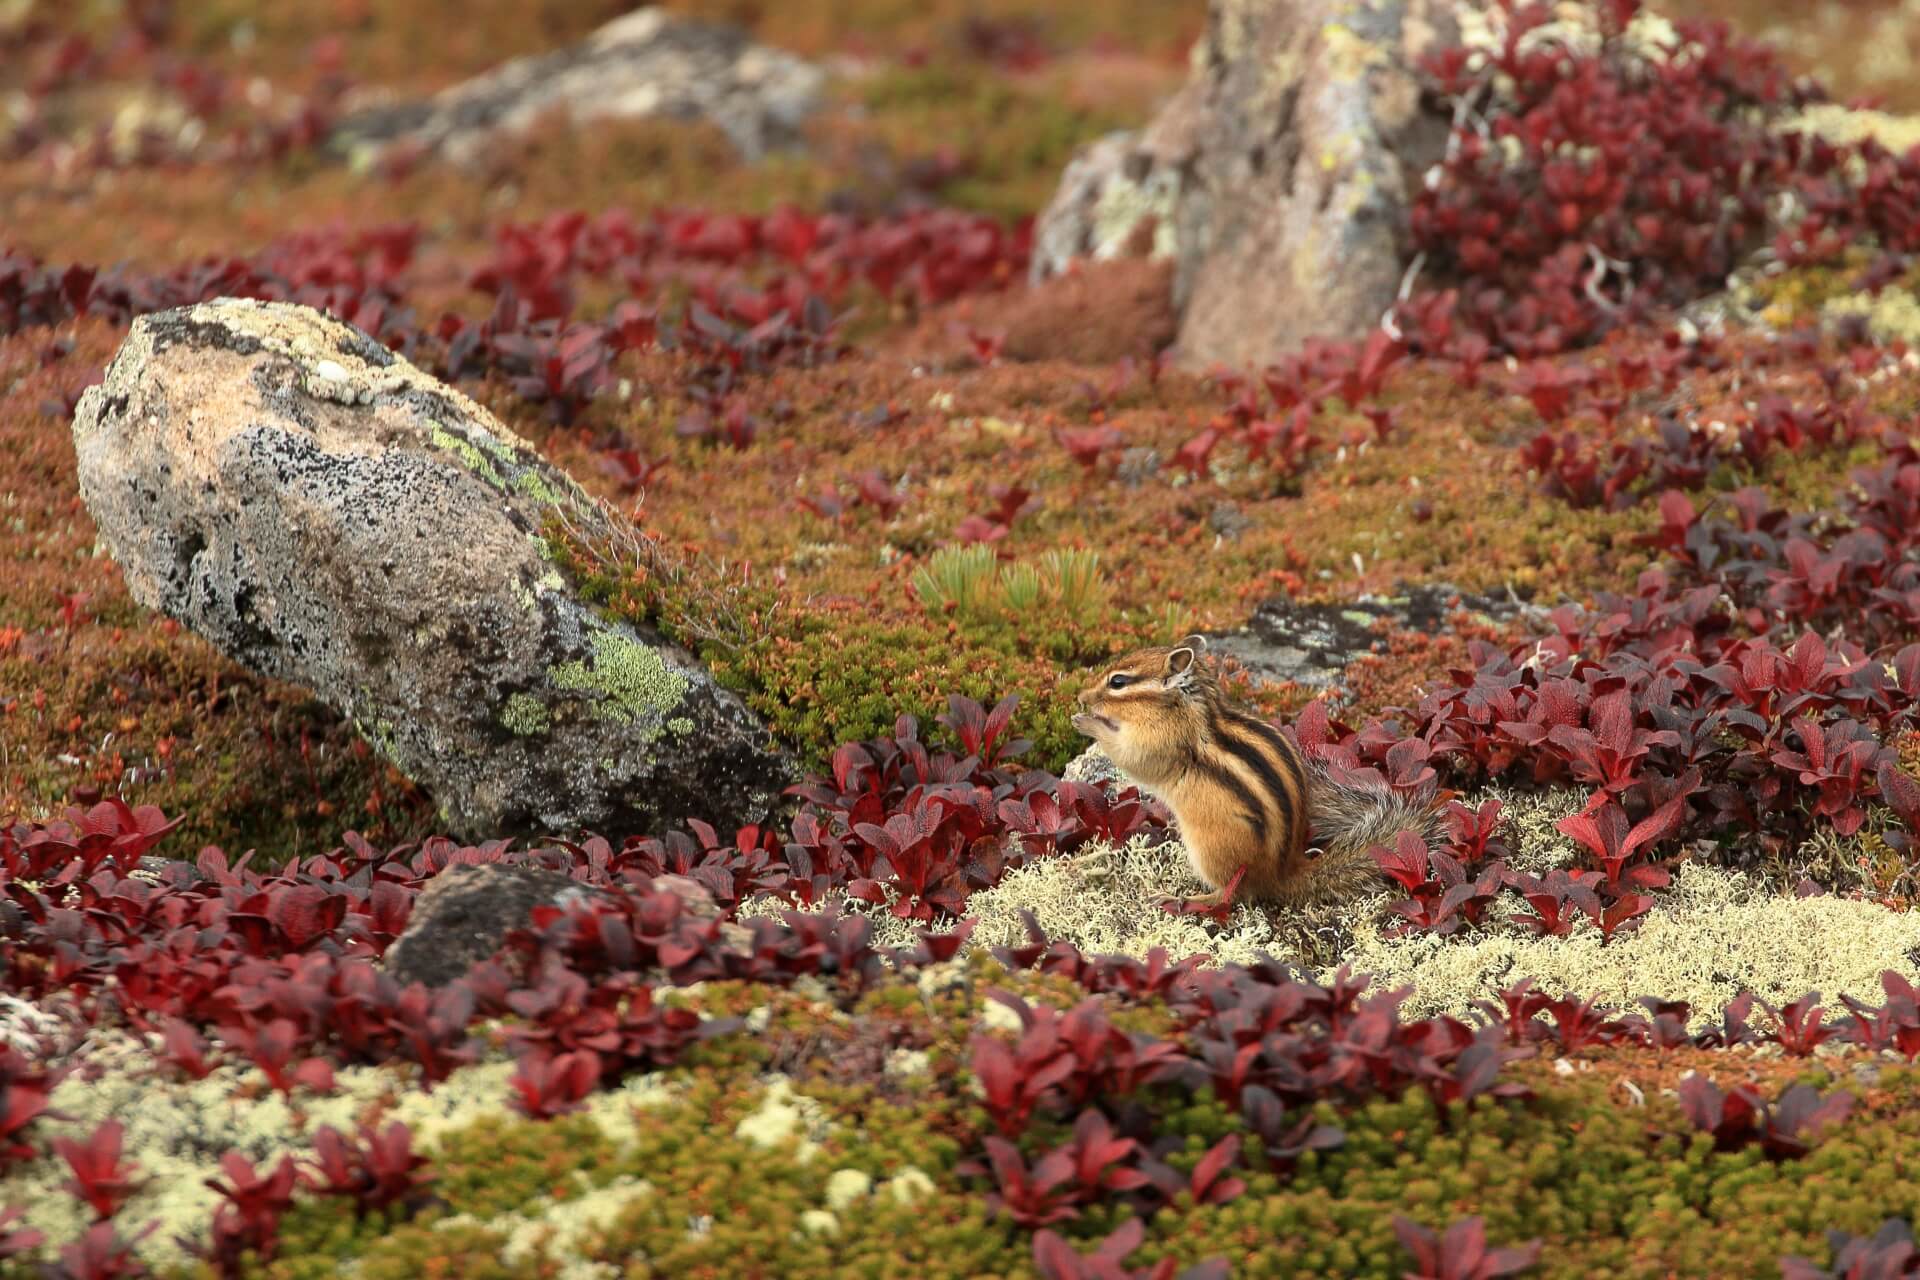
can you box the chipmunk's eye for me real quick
[1106,673,1132,691]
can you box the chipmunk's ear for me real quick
[1165,642,1200,685]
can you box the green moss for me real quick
[498,691,551,736]
[432,1112,623,1219]
[548,627,690,737]
[710,606,1128,772]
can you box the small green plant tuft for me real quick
[1042,547,1106,622]
[1000,561,1043,612]
[912,545,1000,619]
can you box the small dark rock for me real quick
[1116,446,1162,487]
[382,863,751,988]
[1207,501,1252,541]
[1208,583,1535,693]
[384,862,617,988]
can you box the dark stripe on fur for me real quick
[1210,710,1301,852]
[1183,750,1268,850]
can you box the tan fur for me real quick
[1072,636,1443,910]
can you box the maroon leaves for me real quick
[960,1136,1090,1227]
[1546,689,1679,794]
[1771,718,1882,836]
[1405,1,1821,356]
[0,1047,68,1168]
[1392,1215,1543,1280]
[1555,770,1695,898]
[970,992,1185,1137]
[1677,1076,1854,1159]
[54,1120,144,1221]
[48,1222,156,1280]
[1032,1219,1229,1280]
[200,1151,299,1274]
[508,1049,602,1120]
[1781,1219,1920,1280]
[1755,992,1845,1057]
[304,1122,434,1218]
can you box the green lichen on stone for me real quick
[512,469,563,506]
[667,716,695,736]
[354,716,402,764]
[500,692,551,737]
[428,422,506,490]
[536,570,565,593]
[548,627,690,738]
[473,432,516,463]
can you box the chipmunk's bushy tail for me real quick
[1274,763,1447,908]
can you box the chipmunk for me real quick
[1070,635,1443,910]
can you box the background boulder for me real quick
[329,8,824,167]
[1032,0,1461,368]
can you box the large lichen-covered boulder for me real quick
[71,297,797,841]
[1032,0,1461,368]
[329,8,824,167]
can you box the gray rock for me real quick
[384,862,616,987]
[1027,130,1182,283]
[1032,0,1462,368]
[384,862,748,987]
[1062,745,1125,789]
[330,8,824,167]
[72,297,797,842]
[1210,583,1535,693]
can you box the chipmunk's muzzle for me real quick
[1071,688,1117,737]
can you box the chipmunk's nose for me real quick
[1076,686,1094,709]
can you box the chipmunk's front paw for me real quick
[1158,888,1226,915]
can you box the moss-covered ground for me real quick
[9,0,1920,1274]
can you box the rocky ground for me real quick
[7,1,1920,1276]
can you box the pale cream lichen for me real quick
[1781,103,1920,156]
[1344,863,1920,1028]
[823,1168,873,1211]
[12,1027,698,1274]
[883,1167,937,1206]
[547,627,690,738]
[732,1077,833,1162]
[1822,287,1920,348]
[499,1173,653,1274]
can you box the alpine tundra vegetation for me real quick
[8,0,1920,1276]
